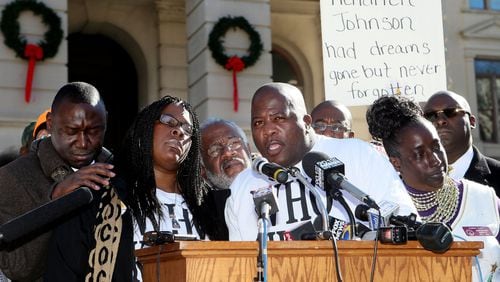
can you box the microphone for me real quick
[355,203,421,230]
[354,201,399,230]
[355,203,451,251]
[253,157,289,184]
[251,186,279,219]
[303,151,379,209]
[415,222,453,253]
[252,186,278,282]
[0,187,93,245]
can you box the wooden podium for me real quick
[136,240,482,282]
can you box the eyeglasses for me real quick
[312,122,350,133]
[423,108,469,122]
[206,137,243,158]
[158,114,193,137]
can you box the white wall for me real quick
[0,0,67,153]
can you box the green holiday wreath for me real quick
[208,16,263,69]
[0,0,63,60]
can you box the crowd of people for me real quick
[0,81,498,281]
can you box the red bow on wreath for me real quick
[24,44,44,103]
[0,0,63,103]
[208,16,263,113]
[225,56,245,112]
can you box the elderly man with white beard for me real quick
[199,117,253,240]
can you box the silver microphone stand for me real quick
[288,167,329,234]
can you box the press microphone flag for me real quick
[303,151,380,209]
[355,203,420,230]
[252,186,279,219]
[355,201,399,230]
[252,156,289,184]
[0,187,93,245]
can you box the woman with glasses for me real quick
[366,95,499,282]
[113,96,209,255]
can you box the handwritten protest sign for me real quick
[320,0,447,106]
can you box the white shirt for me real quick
[225,135,418,241]
[449,146,474,180]
[133,189,200,249]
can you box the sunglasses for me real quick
[158,114,193,137]
[423,108,469,122]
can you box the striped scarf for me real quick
[85,185,125,282]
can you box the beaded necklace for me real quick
[407,176,459,223]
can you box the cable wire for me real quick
[369,209,381,282]
[329,232,343,282]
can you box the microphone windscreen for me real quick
[302,151,330,181]
[355,204,370,222]
[415,222,453,253]
[252,156,266,172]
[0,187,93,244]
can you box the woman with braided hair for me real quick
[113,96,211,277]
[366,95,499,281]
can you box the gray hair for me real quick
[200,117,249,144]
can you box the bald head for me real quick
[425,91,471,112]
[253,83,308,118]
[251,82,314,167]
[423,90,475,164]
[311,100,354,138]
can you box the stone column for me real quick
[185,0,272,128]
[156,0,189,100]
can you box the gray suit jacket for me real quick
[0,137,111,281]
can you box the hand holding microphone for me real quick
[51,162,115,199]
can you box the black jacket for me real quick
[464,146,500,197]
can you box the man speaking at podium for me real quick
[225,82,417,241]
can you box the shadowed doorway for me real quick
[68,33,138,153]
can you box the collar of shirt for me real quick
[449,146,474,180]
[71,160,96,172]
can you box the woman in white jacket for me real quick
[366,95,499,282]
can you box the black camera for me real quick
[378,226,408,244]
[142,231,198,246]
[142,231,174,246]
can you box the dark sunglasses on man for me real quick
[423,108,469,122]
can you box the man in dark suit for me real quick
[424,90,500,197]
